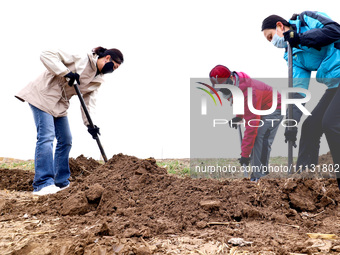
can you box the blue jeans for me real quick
[30,104,72,191]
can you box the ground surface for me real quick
[1,153,340,254]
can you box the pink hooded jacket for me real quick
[235,72,281,158]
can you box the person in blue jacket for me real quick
[261,11,340,188]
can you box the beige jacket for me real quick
[15,49,105,125]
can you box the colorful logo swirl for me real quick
[196,82,222,106]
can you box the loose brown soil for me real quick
[1,153,340,254]
[318,151,334,165]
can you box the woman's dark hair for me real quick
[261,15,291,31]
[290,14,299,20]
[93,46,124,64]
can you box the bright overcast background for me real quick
[0,1,338,160]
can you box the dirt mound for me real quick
[0,155,100,192]
[1,153,340,254]
[0,169,34,191]
[26,154,340,236]
[319,151,334,165]
[68,154,102,178]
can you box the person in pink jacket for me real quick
[210,65,282,181]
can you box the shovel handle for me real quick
[238,126,249,178]
[287,42,294,171]
[73,83,108,163]
[73,84,94,127]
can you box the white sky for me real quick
[0,0,338,160]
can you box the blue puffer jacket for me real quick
[283,11,340,89]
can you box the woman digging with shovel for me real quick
[261,11,340,189]
[15,47,124,196]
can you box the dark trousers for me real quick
[296,87,340,187]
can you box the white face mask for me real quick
[271,28,287,48]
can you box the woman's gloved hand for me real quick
[64,72,80,86]
[238,156,250,166]
[283,30,301,48]
[229,117,243,129]
[87,125,100,139]
[284,127,298,148]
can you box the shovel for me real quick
[238,126,248,178]
[287,42,293,172]
[73,83,108,163]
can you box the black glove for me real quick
[238,157,250,166]
[284,127,297,148]
[283,30,300,48]
[87,125,100,139]
[229,117,243,129]
[64,72,80,86]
